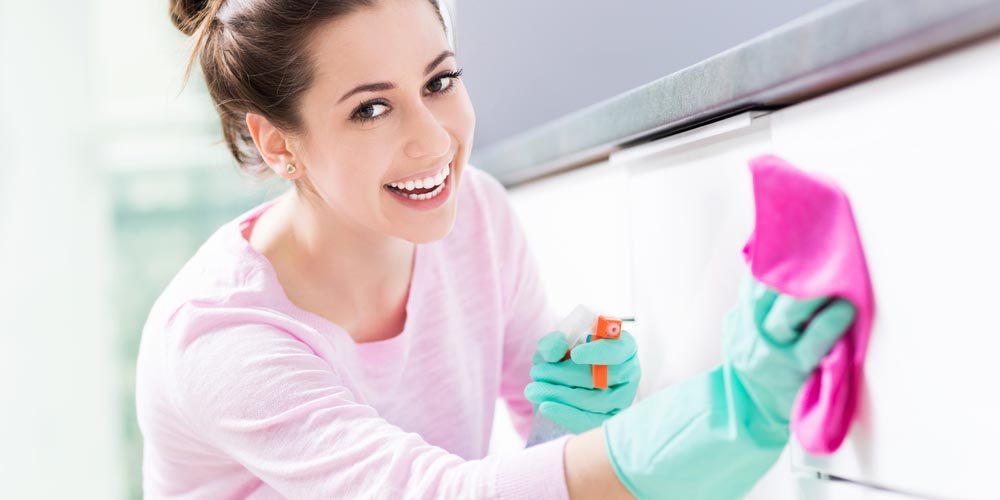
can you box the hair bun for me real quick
[170,0,213,36]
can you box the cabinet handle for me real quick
[609,111,767,165]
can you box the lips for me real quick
[383,165,454,210]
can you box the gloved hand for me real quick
[603,274,857,500]
[524,329,641,433]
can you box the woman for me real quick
[136,0,856,498]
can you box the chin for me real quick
[400,205,458,244]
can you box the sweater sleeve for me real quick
[165,320,570,500]
[476,171,560,441]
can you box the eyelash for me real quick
[350,68,464,125]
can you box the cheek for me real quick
[307,155,385,213]
[456,89,476,138]
[334,168,384,205]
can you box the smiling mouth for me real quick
[384,163,451,200]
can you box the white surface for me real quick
[770,34,1000,500]
[505,160,635,322]
[495,160,635,457]
[611,112,772,395]
[797,476,921,500]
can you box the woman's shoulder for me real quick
[141,201,295,343]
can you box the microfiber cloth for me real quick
[742,154,875,454]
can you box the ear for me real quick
[246,112,301,179]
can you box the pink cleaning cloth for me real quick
[742,154,875,454]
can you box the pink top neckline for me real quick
[225,195,422,355]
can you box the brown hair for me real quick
[169,0,446,180]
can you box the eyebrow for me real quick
[336,50,455,105]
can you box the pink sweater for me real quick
[135,166,571,499]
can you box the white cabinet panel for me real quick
[611,112,795,500]
[505,159,634,322]
[772,35,1000,500]
[611,112,772,395]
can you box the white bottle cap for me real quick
[556,304,598,349]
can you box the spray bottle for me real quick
[526,304,622,446]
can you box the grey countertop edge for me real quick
[471,0,1000,187]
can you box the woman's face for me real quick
[293,0,475,244]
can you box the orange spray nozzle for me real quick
[555,306,623,389]
[591,315,622,389]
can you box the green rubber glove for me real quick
[524,329,641,433]
[603,274,857,499]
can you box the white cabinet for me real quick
[769,34,1000,500]
[505,159,634,322]
[609,112,771,397]
[491,159,634,455]
[499,29,1000,500]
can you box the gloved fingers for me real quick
[538,401,611,434]
[524,380,636,414]
[794,299,857,368]
[723,275,777,351]
[531,360,593,388]
[763,293,831,344]
[609,356,642,389]
[570,329,638,365]
[531,355,641,389]
[745,274,780,326]
[533,331,569,364]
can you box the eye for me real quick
[349,68,463,125]
[350,100,390,124]
[425,68,463,96]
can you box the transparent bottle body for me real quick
[526,405,571,447]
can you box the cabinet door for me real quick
[611,112,771,394]
[611,112,795,500]
[489,160,633,454]
[771,35,1000,500]
[505,159,634,322]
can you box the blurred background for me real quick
[0,1,837,498]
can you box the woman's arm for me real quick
[166,320,576,499]
[565,428,635,500]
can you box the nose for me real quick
[403,101,451,160]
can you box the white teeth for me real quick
[388,164,451,192]
[404,180,446,200]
